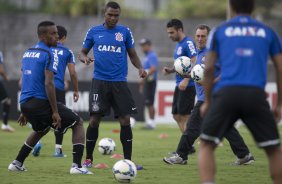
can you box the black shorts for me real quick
[89,79,137,117]
[200,86,280,148]
[172,86,196,115]
[21,98,80,134]
[144,80,157,106]
[0,81,8,102]
[56,88,66,105]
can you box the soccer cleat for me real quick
[163,154,187,165]
[8,161,27,172]
[82,159,93,168]
[53,148,66,157]
[70,166,93,174]
[234,153,255,165]
[32,142,42,157]
[1,124,15,132]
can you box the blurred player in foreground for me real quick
[199,0,282,183]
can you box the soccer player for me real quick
[78,1,147,168]
[139,38,158,129]
[32,25,79,157]
[0,51,14,132]
[199,0,282,183]
[163,19,197,133]
[163,24,254,165]
[8,21,91,174]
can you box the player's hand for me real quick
[73,91,79,102]
[18,113,27,126]
[84,57,94,65]
[273,104,282,123]
[200,102,209,118]
[178,79,188,91]
[139,68,147,78]
[52,112,61,129]
[163,67,173,75]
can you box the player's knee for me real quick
[89,115,100,128]
[119,115,130,126]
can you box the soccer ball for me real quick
[112,159,137,183]
[191,64,205,83]
[130,117,136,128]
[174,56,192,75]
[98,138,116,155]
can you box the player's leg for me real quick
[112,82,137,161]
[199,88,238,183]
[224,127,254,165]
[177,86,196,132]
[9,129,49,171]
[53,88,66,157]
[55,103,92,174]
[264,147,282,184]
[118,115,132,160]
[84,79,109,167]
[0,82,14,132]
[84,113,101,167]
[240,88,282,183]
[143,81,156,129]
[163,101,203,165]
[8,98,52,171]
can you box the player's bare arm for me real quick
[127,48,147,78]
[67,63,79,102]
[200,51,217,117]
[162,66,175,75]
[272,53,282,122]
[79,48,94,65]
[45,69,61,129]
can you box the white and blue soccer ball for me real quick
[112,159,137,183]
[174,56,192,75]
[98,138,116,155]
[191,64,205,83]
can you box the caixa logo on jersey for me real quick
[98,45,122,53]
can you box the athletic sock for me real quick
[2,102,10,125]
[147,118,156,128]
[54,131,64,145]
[86,126,99,161]
[15,143,33,164]
[73,144,84,168]
[120,125,133,160]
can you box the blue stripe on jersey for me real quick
[207,15,282,92]
[20,41,58,103]
[173,36,197,88]
[52,43,75,90]
[82,24,135,81]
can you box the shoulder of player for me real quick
[115,24,132,32]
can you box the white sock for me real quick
[55,144,62,149]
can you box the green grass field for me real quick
[0,121,281,184]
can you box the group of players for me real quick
[4,0,282,183]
